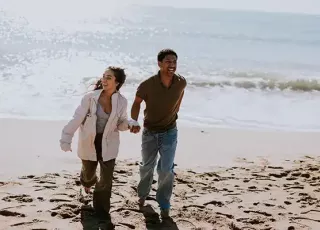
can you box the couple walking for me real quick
[60,49,186,224]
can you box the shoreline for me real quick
[1,118,320,179]
[1,115,320,133]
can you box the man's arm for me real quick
[130,79,148,133]
[177,91,184,112]
[130,96,143,133]
[131,96,143,121]
[177,75,187,112]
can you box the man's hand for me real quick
[130,125,141,134]
[129,120,141,134]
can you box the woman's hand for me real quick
[60,142,72,152]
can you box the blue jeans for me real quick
[137,126,178,210]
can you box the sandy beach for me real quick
[0,118,320,229]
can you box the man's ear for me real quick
[158,61,162,69]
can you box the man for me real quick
[130,49,187,218]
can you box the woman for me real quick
[60,66,132,222]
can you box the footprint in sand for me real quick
[0,209,26,217]
[10,219,46,227]
[2,194,33,203]
[50,203,80,219]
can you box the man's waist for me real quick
[143,122,177,133]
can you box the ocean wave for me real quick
[187,79,320,92]
[83,77,320,92]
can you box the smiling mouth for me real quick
[168,68,175,72]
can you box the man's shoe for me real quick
[138,198,145,208]
[160,209,170,219]
[98,221,114,230]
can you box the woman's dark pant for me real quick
[80,133,115,219]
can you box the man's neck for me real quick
[159,71,174,88]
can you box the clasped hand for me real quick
[129,119,141,134]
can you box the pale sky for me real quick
[138,0,320,15]
[1,0,319,15]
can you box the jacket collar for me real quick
[92,89,121,137]
[92,89,119,102]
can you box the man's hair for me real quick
[157,49,178,62]
[94,66,126,91]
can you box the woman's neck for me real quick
[102,89,116,98]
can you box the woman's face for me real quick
[101,69,118,92]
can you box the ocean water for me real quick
[1,1,320,131]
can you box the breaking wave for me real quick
[84,77,320,92]
[187,79,320,92]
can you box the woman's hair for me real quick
[93,66,126,91]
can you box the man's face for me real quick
[158,54,177,76]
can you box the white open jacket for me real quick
[60,90,129,161]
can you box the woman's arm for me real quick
[60,93,91,145]
[117,98,130,131]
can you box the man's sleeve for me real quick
[136,81,147,100]
[180,75,187,90]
